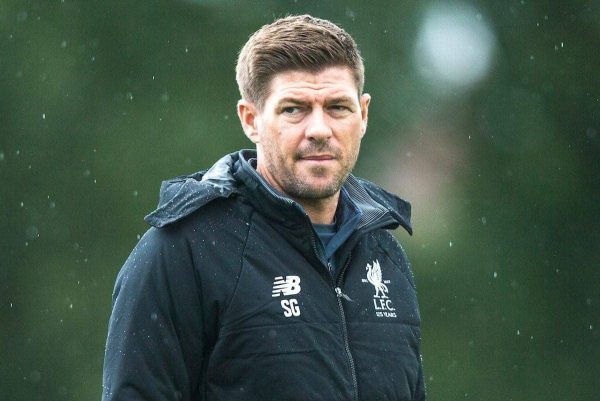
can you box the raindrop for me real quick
[449,241,453,247]
[69,303,73,309]
[61,40,67,48]
[481,216,487,225]
[42,113,46,119]
[160,92,169,102]
[493,272,497,278]
[25,226,39,240]
[20,201,24,207]
[0,151,4,161]
[133,190,139,197]
[83,169,91,177]
[126,92,134,101]
[345,9,356,21]
[150,312,158,321]
[49,201,56,208]
[516,329,520,335]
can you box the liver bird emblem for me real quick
[366,260,388,298]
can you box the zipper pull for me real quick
[335,287,354,302]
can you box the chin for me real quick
[295,181,342,200]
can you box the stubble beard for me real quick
[272,145,359,202]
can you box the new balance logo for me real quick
[272,276,301,297]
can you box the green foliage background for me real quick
[1,1,598,400]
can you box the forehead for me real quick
[264,67,359,104]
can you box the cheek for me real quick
[339,126,363,148]
[261,131,293,161]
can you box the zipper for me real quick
[305,219,358,400]
[335,256,359,401]
[255,169,396,400]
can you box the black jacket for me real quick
[102,150,425,401]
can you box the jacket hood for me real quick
[144,153,240,228]
[145,150,412,234]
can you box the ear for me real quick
[359,93,371,138]
[237,99,260,144]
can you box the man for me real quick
[103,15,424,401]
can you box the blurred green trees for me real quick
[1,1,598,400]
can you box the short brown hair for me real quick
[236,15,365,109]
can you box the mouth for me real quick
[299,154,336,161]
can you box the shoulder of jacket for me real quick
[156,195,252,231]
[368,229,403,251]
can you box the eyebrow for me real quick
[325,96,356,105]
[276,98,310,107]
[276,96,357,106]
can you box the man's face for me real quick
[239,66,370,202]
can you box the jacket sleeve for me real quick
[413,354,426,401]
[102,226,205,401]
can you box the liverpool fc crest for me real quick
[362,259,396,318]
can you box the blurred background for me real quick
[1,1,599,400]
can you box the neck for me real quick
[253,159,340,225]
[294,193,339,224]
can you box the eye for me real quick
[281,106,303,115]
[329,104,352,115]
[330,105,349,111]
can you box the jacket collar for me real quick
[145,149,412,235]
[234,150,412,235]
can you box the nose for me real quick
[305,108,332,142]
